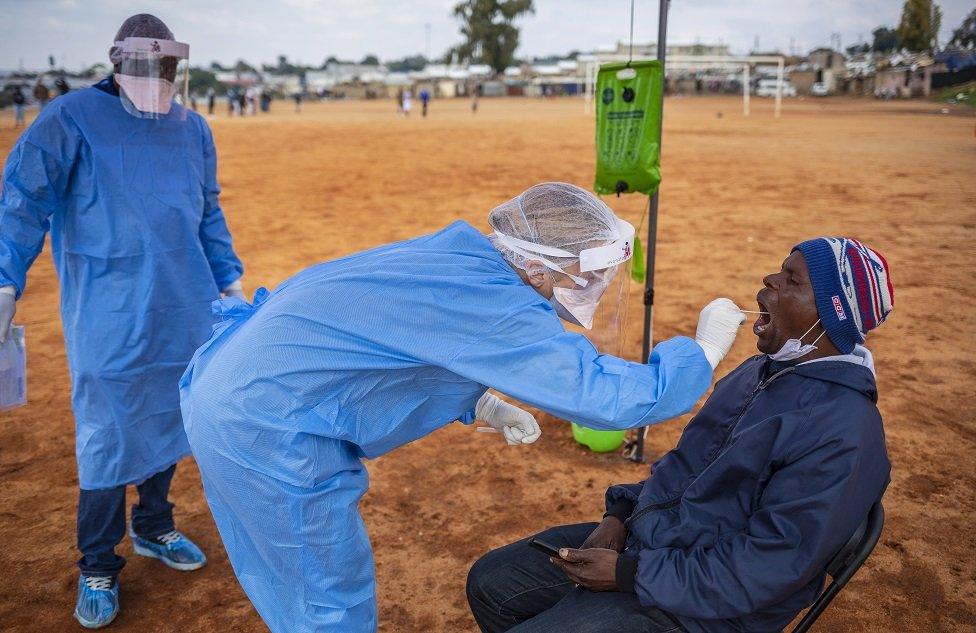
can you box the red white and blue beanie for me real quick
[793,238,894,354]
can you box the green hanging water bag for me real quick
[594,60,664,196]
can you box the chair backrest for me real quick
[790,501,885,633]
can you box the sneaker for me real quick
[74,575,119,629]
[129,528,207,571]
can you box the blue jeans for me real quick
[467,523,686,633]
[76,464,177,577]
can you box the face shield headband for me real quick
[492,216,636,287]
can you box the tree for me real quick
[846,42,870,55]
[950,7,976,49]
[360,54,380,66]
[896,0,942,52]
[189,67,222,95]
[266,55,308,76]
[449,0,535,75]
[233,59,258,73]
[320,55,354,69]
[872,27,899,52]
[388,54,429,72]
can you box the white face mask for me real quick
[117,75,176,115]
[768,319,827,361]
[549,292,589,328]
[547,267,616,330]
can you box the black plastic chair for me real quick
[791,501,885,633]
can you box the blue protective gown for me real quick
[0,81,243,489]
[179,221,711,632]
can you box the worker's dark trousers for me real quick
[76,464,177,577]
[467,523,687,633]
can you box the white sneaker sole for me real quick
[131,542,207,571]
[74,607,118,629]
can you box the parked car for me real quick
[810,82,829,97]
[756,78,797,97]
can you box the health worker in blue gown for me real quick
[179,182,746,633]
[0,14,244,629]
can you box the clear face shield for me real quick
[549,217,635,351]
[112,37,190,120]
[494,216,635,348]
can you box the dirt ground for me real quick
[0,95,974,632]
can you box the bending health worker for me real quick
[179,182,745,632]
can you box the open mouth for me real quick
[754,299,772,335]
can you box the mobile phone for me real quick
[528,537,562,558]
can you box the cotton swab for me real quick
[739,310,770,315]
[476,426,501,434]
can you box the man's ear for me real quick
[523,260,549,290]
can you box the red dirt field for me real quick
[0,95,974,632]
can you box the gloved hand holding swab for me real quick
[695,299,748,369]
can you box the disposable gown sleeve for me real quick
[447,305,712,430]
[0,110,78,298]
[197,119,243,289]
[631,404,888,619]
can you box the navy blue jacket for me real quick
[606,355,890,633]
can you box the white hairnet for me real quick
[488,182,621,274]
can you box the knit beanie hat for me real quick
[792,238,893,354]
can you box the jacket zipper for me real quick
[625,366,796,527]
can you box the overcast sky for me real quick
[1,0,971,71]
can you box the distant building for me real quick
[215,70,262,88]
[263,74,304,96]
[306,62,388,95]
[789,48,846,95]
[874,54,945,98]
[605,41,732,58]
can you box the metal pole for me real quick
[743,63,750,116]
[632,0,670,464]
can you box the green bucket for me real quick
[571,423,626,453]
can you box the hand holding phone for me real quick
[528,537,562,558]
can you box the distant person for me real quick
[260,89,271,113]
[0,13,244,629]
[402,89,413,116]
[237,89,246,117]
[396,87,404,116]
[33,78,50,110]
[55,76,70,96]
[472,84,480,114]
[420,88,430,117]
[227,89,237,116]
[292,91,303,113]
[467,238,893,633]
[245,86,257,115]
[207,87,215,116]
[11,85,26,128]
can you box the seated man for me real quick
[467,237,893,633]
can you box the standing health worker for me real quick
[180,182,746,632]
[0,14,244,629]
